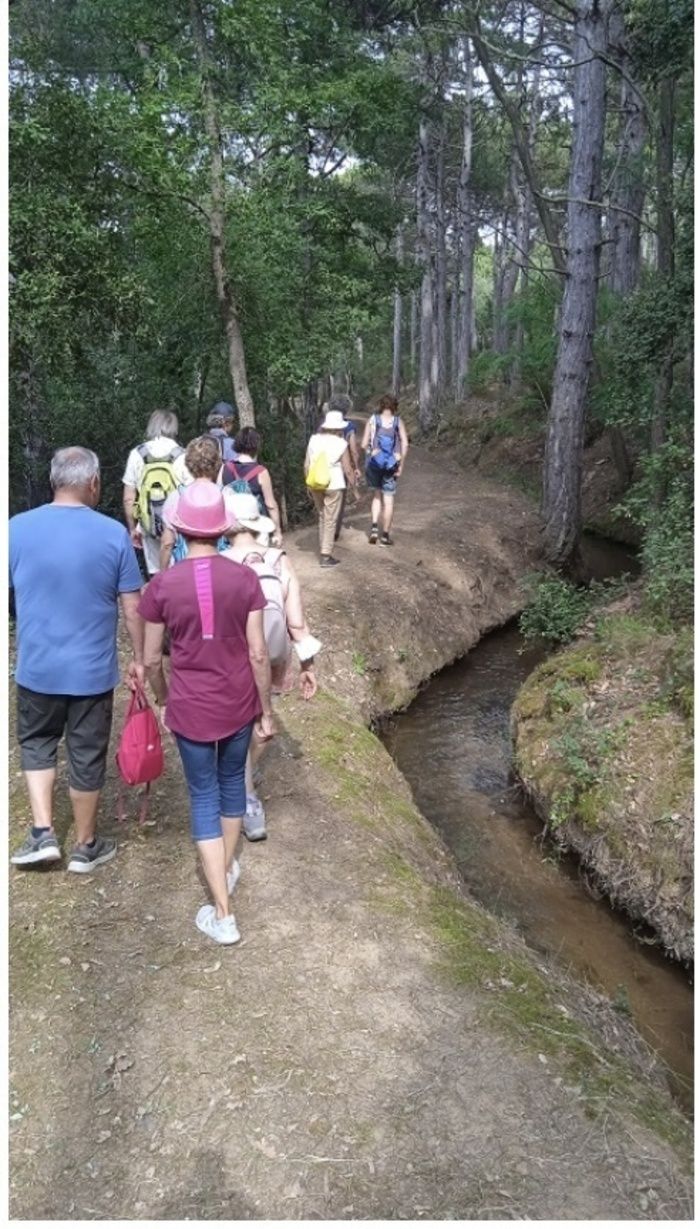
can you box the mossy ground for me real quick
[513,611,693,962]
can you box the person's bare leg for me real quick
[197,837,230,919]
[371,493,382,527]
[24,768,56,829]
[69,788,101,845]
[382,493,395,535]
[222,816,243,874]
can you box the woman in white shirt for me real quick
[304,409,357,567]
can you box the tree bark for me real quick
[603,10,647,485]
[417,105,436,430]
[456,38,474,399]
[608,11,647,295]
[449,273,459,389]
[434,113,448,397]
[542,0,611,569]
[189,0,255,427]
[651,73,675,466]
[391,225,403,397]
[409,289,418,381]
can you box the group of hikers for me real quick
[9,392,407,946]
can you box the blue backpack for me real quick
[369,414,401,472]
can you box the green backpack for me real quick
[134,444,184,538]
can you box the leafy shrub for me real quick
[519,575,594,645]
[640,479,693,625]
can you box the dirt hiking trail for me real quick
[9,435,693,1220]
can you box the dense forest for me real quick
[9,0,693,613]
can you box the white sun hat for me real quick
[222,489,276,537]
[320,409,348,431]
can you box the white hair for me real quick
[146,409,179,440]
[50,447,100,491]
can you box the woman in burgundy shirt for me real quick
[139,481,275,946]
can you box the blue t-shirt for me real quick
[10,504,143,696]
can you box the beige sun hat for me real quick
[320,409,348,431]
[222,489,276,537]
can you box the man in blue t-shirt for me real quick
[9,447,144,874]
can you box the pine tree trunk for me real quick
[409,290,418,381]
[608,13,647,295]
[651,74,675,469]
[449,272,459,390]
[189,0,255,427]
[435,115,448,397]
[492,221,506,351]
[456,39,474,399]
[391,226,403,397]
[542,0,611,569]
[417,107,436,430]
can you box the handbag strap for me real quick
[194,557,215,639]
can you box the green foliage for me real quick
[519,575,595,646]
[661,629,694,722]
[9,0,418,517]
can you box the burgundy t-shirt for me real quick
[138,555,266,742]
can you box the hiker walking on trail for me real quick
[10,447,144,874]
[305,407,357,567]
[139,480,275,947]
[222,491,321,840]
[361,393,409,546]
[205,402,238,463]
[122,410,189,576]
[317,394,361,543]
[159,434,225,571]
[221,427,283,546]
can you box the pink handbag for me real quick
[115,683,164,824]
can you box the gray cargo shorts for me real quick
[16,685,114,792]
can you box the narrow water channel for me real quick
[381,539,693,1109]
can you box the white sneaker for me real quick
[243,795,267,842]
[195,905,240,945]
[227,858,240,895]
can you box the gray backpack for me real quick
[241,549,289,667]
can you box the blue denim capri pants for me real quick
[175,721,254,841]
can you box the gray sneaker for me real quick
[11,829,61,867]
[67,836,117,874]
[243,795,267,842]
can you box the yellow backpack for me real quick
[306,448,331,491]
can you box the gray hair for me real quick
[329,393,353,416]
[50,447,100,491]
[146,409,179,440]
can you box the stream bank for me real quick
[10,441,693,1219]
[512,596,693,965]
[381,619,693,1109]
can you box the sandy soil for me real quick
[8,438,692,1219]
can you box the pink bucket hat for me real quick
[169,479,235,537]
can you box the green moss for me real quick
[526,646,602,689]
[575,788,602,831]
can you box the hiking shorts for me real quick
[17,686,114,791]
[365,463,397,495]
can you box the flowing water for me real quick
[381,539,693,1109]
